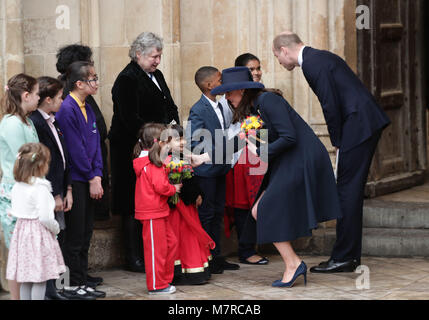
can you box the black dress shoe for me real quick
[62,288,96,300]
[45,290,70,300]
[83,286,106,299]
[125,259,146,273]
[209,259,224,274]
[87,275,103,286]
[223,260,240,270]
[310,259,360,273]
[239,257,269,265]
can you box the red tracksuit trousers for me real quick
[141,217,178,291]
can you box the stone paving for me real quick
[3,254,429,300]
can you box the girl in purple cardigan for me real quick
[55,61,106,300]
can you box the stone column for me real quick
[0,0,25,102]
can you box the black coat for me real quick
[108,60,180,146]
[30,110,72,197]
[301,47,390,152]
[108,61,180,215]
[242,92,342,244]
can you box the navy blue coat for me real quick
[30,110,71,197]
[186,95,231,178]
[242,92,341,244]
[302,47,390,152]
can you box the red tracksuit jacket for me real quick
[133,154,176,220]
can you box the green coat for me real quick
[0,115,39,182]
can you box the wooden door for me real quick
[357,0,426,197]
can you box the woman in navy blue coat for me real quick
[211,67,341,287]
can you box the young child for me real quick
[133,123,181,295]
[165,124,214,285]
[0,73,40,299]
[29,76,72,300]
[6,143,66,300]
[187,66,239,274]
[55,61,105,300]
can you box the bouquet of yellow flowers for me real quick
[165,159,193,205]
[239,115,266,143]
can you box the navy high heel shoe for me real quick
[272,261,307,288]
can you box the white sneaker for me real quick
[148,285,176,295]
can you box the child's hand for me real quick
[64,189,73,212]
[245,137,258,155]
[174,184,182,193]
[195,195,203,208]
[89,176,104,200]
[54,195,64,212]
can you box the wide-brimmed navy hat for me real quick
[211,66,265,95]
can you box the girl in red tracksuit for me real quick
[133,123,182,295]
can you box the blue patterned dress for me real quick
[0,115,39,248]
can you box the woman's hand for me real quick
[54,195,64,212]
[89,176,104,200]
[64,188,73,212]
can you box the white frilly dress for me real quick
[6,177,66,283]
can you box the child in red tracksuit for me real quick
[133,123,182,295]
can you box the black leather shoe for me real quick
[239,256,269,265]
[209,259,224,274]
[223,260,240,270]
[87,275,103,286]
[310,259,360,273]
[125,259,146,273]
[83,286,106,299]
[45,290,70,300]
[62,288,96,300]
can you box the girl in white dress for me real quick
[6,143,66,300]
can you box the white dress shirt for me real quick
[38,109,66,169]
[298,45,307,67]
[146,71,162,91]
[218,95,233,129]
[10,177,60,235]
[203,94,225,130]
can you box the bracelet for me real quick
[67,187,73,191]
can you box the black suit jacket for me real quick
[30,110,72,197]
[301,47,390,152]
[108,60,180,147]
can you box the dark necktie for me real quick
[218,102,226,129]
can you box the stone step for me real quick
[362,228,429,257]
[363,199,429,229]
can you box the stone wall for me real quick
[0,0,358,269]
[2,0,357,148]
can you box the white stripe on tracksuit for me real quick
[150,219,156,290]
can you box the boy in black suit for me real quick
[186,66,239,274]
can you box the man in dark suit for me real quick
[186,66,239,274]
[272,32,390,273]
[109,32,180,273]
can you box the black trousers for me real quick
[63,181,94,286]
[233,208,257,260]
[194,175,226,258]
[110,140,144,264]
[331,130,382,262]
